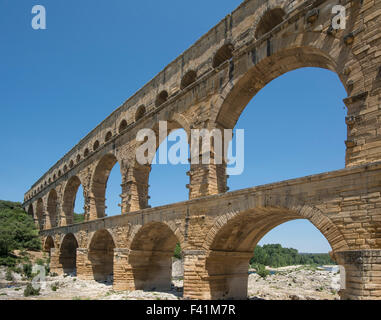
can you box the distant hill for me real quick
[250,244,335,268]
[0,200,41,266]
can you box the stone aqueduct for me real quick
[22,0,381,299]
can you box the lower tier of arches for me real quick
[48,246,381,300]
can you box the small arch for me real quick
[135,105,146,122]
[119,119,127,133]
[48,178,51,184]
[27,205,34,217]
[88,230,116,283]
[63,165,68,173]
[180,70,197,90]
[43,236,55,256]
[213,44,234,69]
[58,170,62,177]
[155,90,168,107]
[93,140,100,151]
[53,174,57,180]
[47,189,58,228]
[105,131,112,142]
[129,222,179,292]
[76,154,81,163]
[84,148,90,157]
[69,160,74,168]
[59,233,78,275]
[255,8,285,39]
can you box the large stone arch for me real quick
[124,115,191,213]
[90,153,120,219]
[201,204,348,299]
[213,45,352,130]
[58,233,78,275]
[88,229,116,283]
[47,189,58,228]
[62,175,83,226]
[128,221,181,291]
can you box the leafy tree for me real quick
[73,213,85,224]
[174,243,182,260]
[0,200,41,266]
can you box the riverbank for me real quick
[0,264,341,300]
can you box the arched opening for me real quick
[91,154,121,219]
[27,205,34,217]
[43,236,55,256]
[84,148,89,157]
[36,198,44,230]
[47,189,58,228]
[69,160,74,168]
[216,47,347,191]
[76,154,81,163]
[58,170,62,177]
[135,105,146,122]
[213,43,234,68]
[105,131,112,142]
[129,222,180,292]
[180,70,197,90]
[205,209,345,300]
[93,140,100,151]
[88,230,115,283]
[155,90,168,107]
[119,119,127,133]
[62,176,84,226]
[255,8,285,39]
[148,127,190,207]
[59,233,78,275]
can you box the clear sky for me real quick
[0,0,347,253]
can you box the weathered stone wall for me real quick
[40,162,381,299]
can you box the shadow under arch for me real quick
[59,233,78,275]
[214,46,350,130]
[43,236,55,256]
[90,153,120,219]
[128,222,181,293]
[62,175,84,226]
[36,198,44,230]
[47,189,58,228]
[202,206,348,299]
[88,229,116,283]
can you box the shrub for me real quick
[36,259,44,266]
[51,282,59,291]
[174,243,182,260]
[23,283,40,297]
[5,269,13,281]
[23,263,33,279]
[253,263,270,279]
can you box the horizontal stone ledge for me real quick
[183,250,206,256]
[208,251,254,258]
[202,274,249,280]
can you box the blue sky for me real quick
[0,1,347,253]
